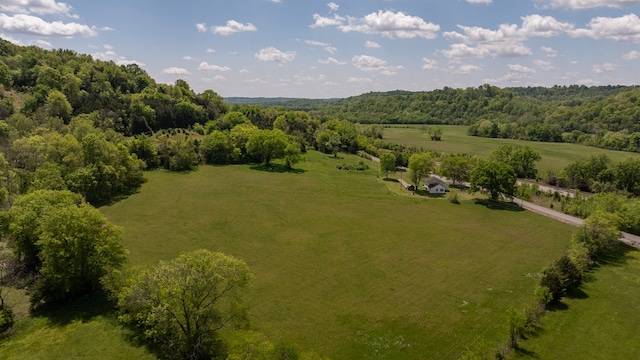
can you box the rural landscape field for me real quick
[3,0,640,356]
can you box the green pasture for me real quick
[382,125,640,175]
[94,151,576,359]
[513,246,640,360]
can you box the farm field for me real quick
[513,246,640,360]
[382,125,640,175]
[94,151,576,359]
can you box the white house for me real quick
[423,176,449,194]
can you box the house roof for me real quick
[423,176,449,189]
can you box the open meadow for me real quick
[382,125,640,175]
[513,246,640,359]
[94,151,577,359]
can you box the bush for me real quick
[0,306,13,334]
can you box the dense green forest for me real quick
[233,85,640,153]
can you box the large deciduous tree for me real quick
[117,249,254,359]
[408,152,435,190]
[490,145,541,179]
[379,152,396,179]
[5,190,126,304]
[469,160,517,200]
[246,129,288,166]
[438,155,472,185]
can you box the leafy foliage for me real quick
[117,249,254,359]
[469,161,517,200]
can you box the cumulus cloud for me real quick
[93,45,144,67]
[328,2,339,12]
[622,50,640,59]
[0,13,96,36]
[534,59,555,70]
[212,20,257,35]
[319,57,347,65]
[571,13,640,41]
[310,14,345,28]
[441,15,575,59]
[196,23,207,32]
[0,0,74,17]
[352,55,403,75]
[338,10,440,39]
[305,39,337,54]
[162,67,191,75]
[541,46,558,57]
[592,62,619,73]
[508,64,536,73]
[255,47,296,62]
[466,0,493,3]
[422,58,439,70]
[365,41,381,48]
[198,62,231,71]
[536,0,640,9]
[447,64,482,74]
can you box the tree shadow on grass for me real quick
[249,164,306,174]
[382,178,398,183]
[474,199,525,212]
[30,290,115,327]
[514,346,540,358]
[597,243,637,268]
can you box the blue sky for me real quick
[2,0,640,98]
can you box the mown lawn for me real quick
[95,151,575,359]
[382,125,640,175]
[513,246,640,360]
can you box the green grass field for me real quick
[513,246,640,359]
[94,151,575,359]
[382,125,640,175]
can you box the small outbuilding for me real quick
[423,176,449,194]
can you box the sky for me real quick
[2,0,640,98]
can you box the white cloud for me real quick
[305,39,337,54]
[310,14,345,28]
[206,48,216,53]
[571,13,640,41]
[183,56,194,60]
[422,58,439,70]
[508,64,536,73]
[446,64,482,74]
[534,59,555,70]
[442,15,574,59]
[339,10,440,39]
[198,62,231,71]
[365,41,381,48]
[319,57,347,65]
[352,55,403,75]
[255,47,296,62]
[466,0,493,3]
[592,62,619,73]
[622,50,640,59]
[196,23,207,32]
[541,46,558,57]
[212,20,257,35]
[0,0,74,17]
[162,67,191,75]
[238,68,250,74]
[0,13,96,37]
[328,2,339,12]
[92,45,144,67]
[536,0,640,9]
[347,77,372,83]
[271,0,281,3]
